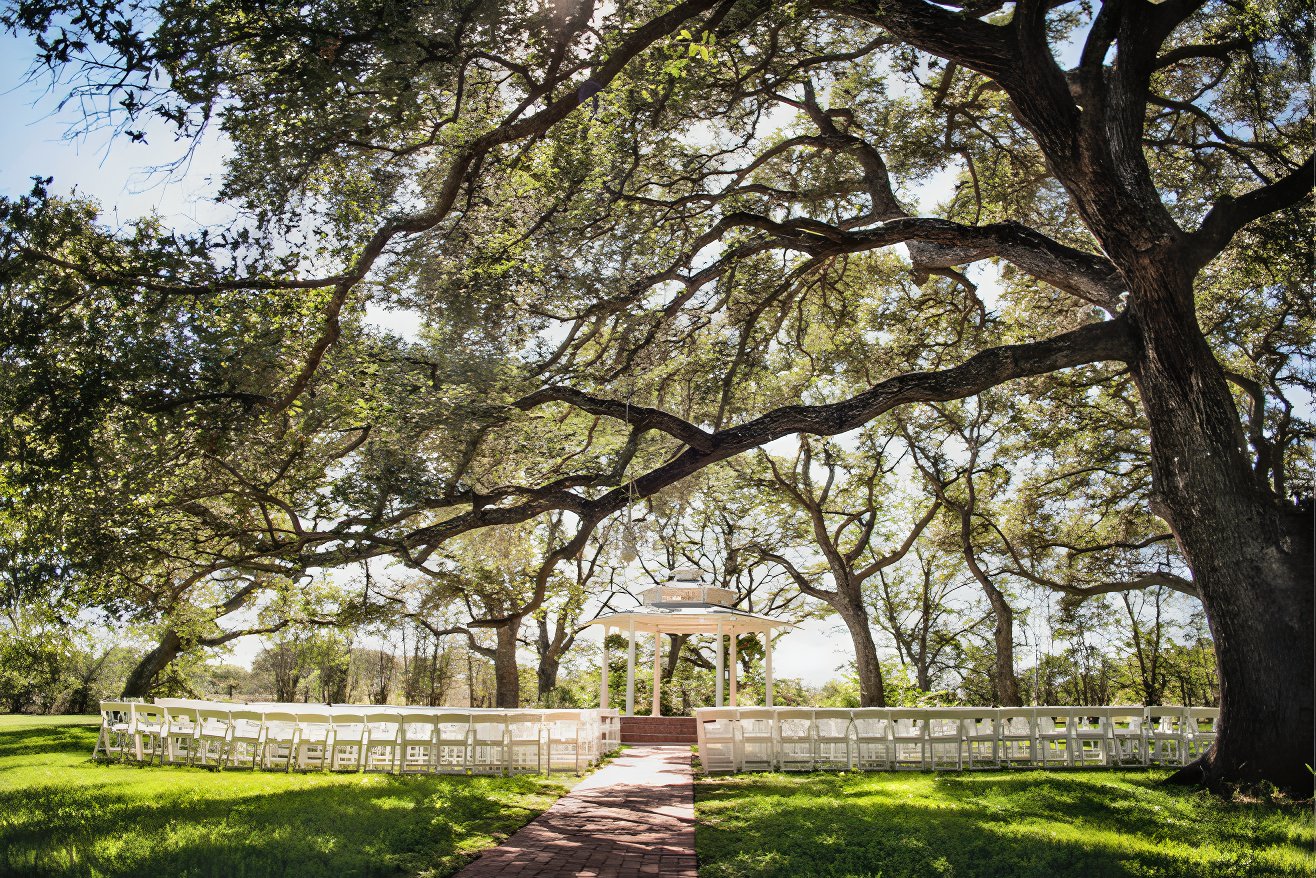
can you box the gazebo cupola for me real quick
[589,567,790,716]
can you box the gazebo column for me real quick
[728,631,738,707]
[764,629,775,708]
[599,626,610,710]
[714,622,724,707]
[651,630,662,717]
[625,621,636,716]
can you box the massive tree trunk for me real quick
[493,619,521,709]
[122,629,184,697]
[1125,271,1314,792]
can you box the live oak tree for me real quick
[746,432,939,707]
[2,0,1312,790]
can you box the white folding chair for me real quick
[508,711,547,774]
[93,701,133,761]
[129,702,168,764]
[600,708,622,754]
[1107,707,1147,765]
[578,710,602,767]
[962,710,999,769]
[1146,706,1187,766]
[1034,707,1075,768]
[546,710,594,774]
[363,712,403,773]
[1069,709,1112,767]
[294,711,334,771]
[329,712,369,771]
[774,708,815,771]
[260,711,301,771]
[925,709,966,770]
[814,709,854,770]
[194,707,231,767]
[469,715,509,775]
[998,709,1037,768]
[852,709,893,771]
[225,709,265,769]
[889,709,928,770]
[433,712,472,774]
[695,708,738,773]
[397,712,439,773]
[161,704,200,765]
[1185,707,1219,760]
[736,708,776,771]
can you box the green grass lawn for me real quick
[0,714,571,878]
[695,769,1315,878]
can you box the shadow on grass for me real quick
[696,773,1313,878]
[0,720,570,878]
[0,723,100,760]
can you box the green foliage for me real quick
[696,771,1316,878]
[0,715,570,877]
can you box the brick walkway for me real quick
[455,745,697,878]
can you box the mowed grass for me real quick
[696,768,1315,878]
[0,714,571,878]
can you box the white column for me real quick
[764,628,774,707]
[651,630,662,717]
[714,622,724,707]
[728,631,738,707]
[599,626,610,710]
[625,621,636,716]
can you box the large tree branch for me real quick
[1187,154,1315,272]
[362,315,1132,562]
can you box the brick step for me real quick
[620,716,698,745]
[621,733,698,745]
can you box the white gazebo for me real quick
[589,568,791,716]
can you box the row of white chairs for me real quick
[694,706,1219,773]
[93,700,621,775]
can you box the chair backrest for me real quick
[228,709,264,737]
[196,708,231,733]
[735,708,775,737]
[888,708,926,736]
[1105,706,1144,732]
[163,704,199,727]
[694,708,738,739]
[1187,706,1220,733]
[1034,707,1078,734]
[100,701,133,726]
[813,709,853,739]
[774,707,814,739]
[922,708,969,737]
[1145,705,1187,732]
[293,711,332,738]
[331,712,367,738]
[131,702,167,727]
[957,709,998,736]
[363,712,401,740]
[998,709,1035,736]
[470,714,509,743]
[850,708,892,738]
[506,712,545,741]
[1068,707,1115,733]
[398,712,437,740]
[257,711,297,744]
[433,712,472,741]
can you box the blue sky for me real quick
[0,33,227,222]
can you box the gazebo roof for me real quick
[589,568,790,635]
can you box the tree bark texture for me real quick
[122,629,184,698]
[493,619,521,709]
